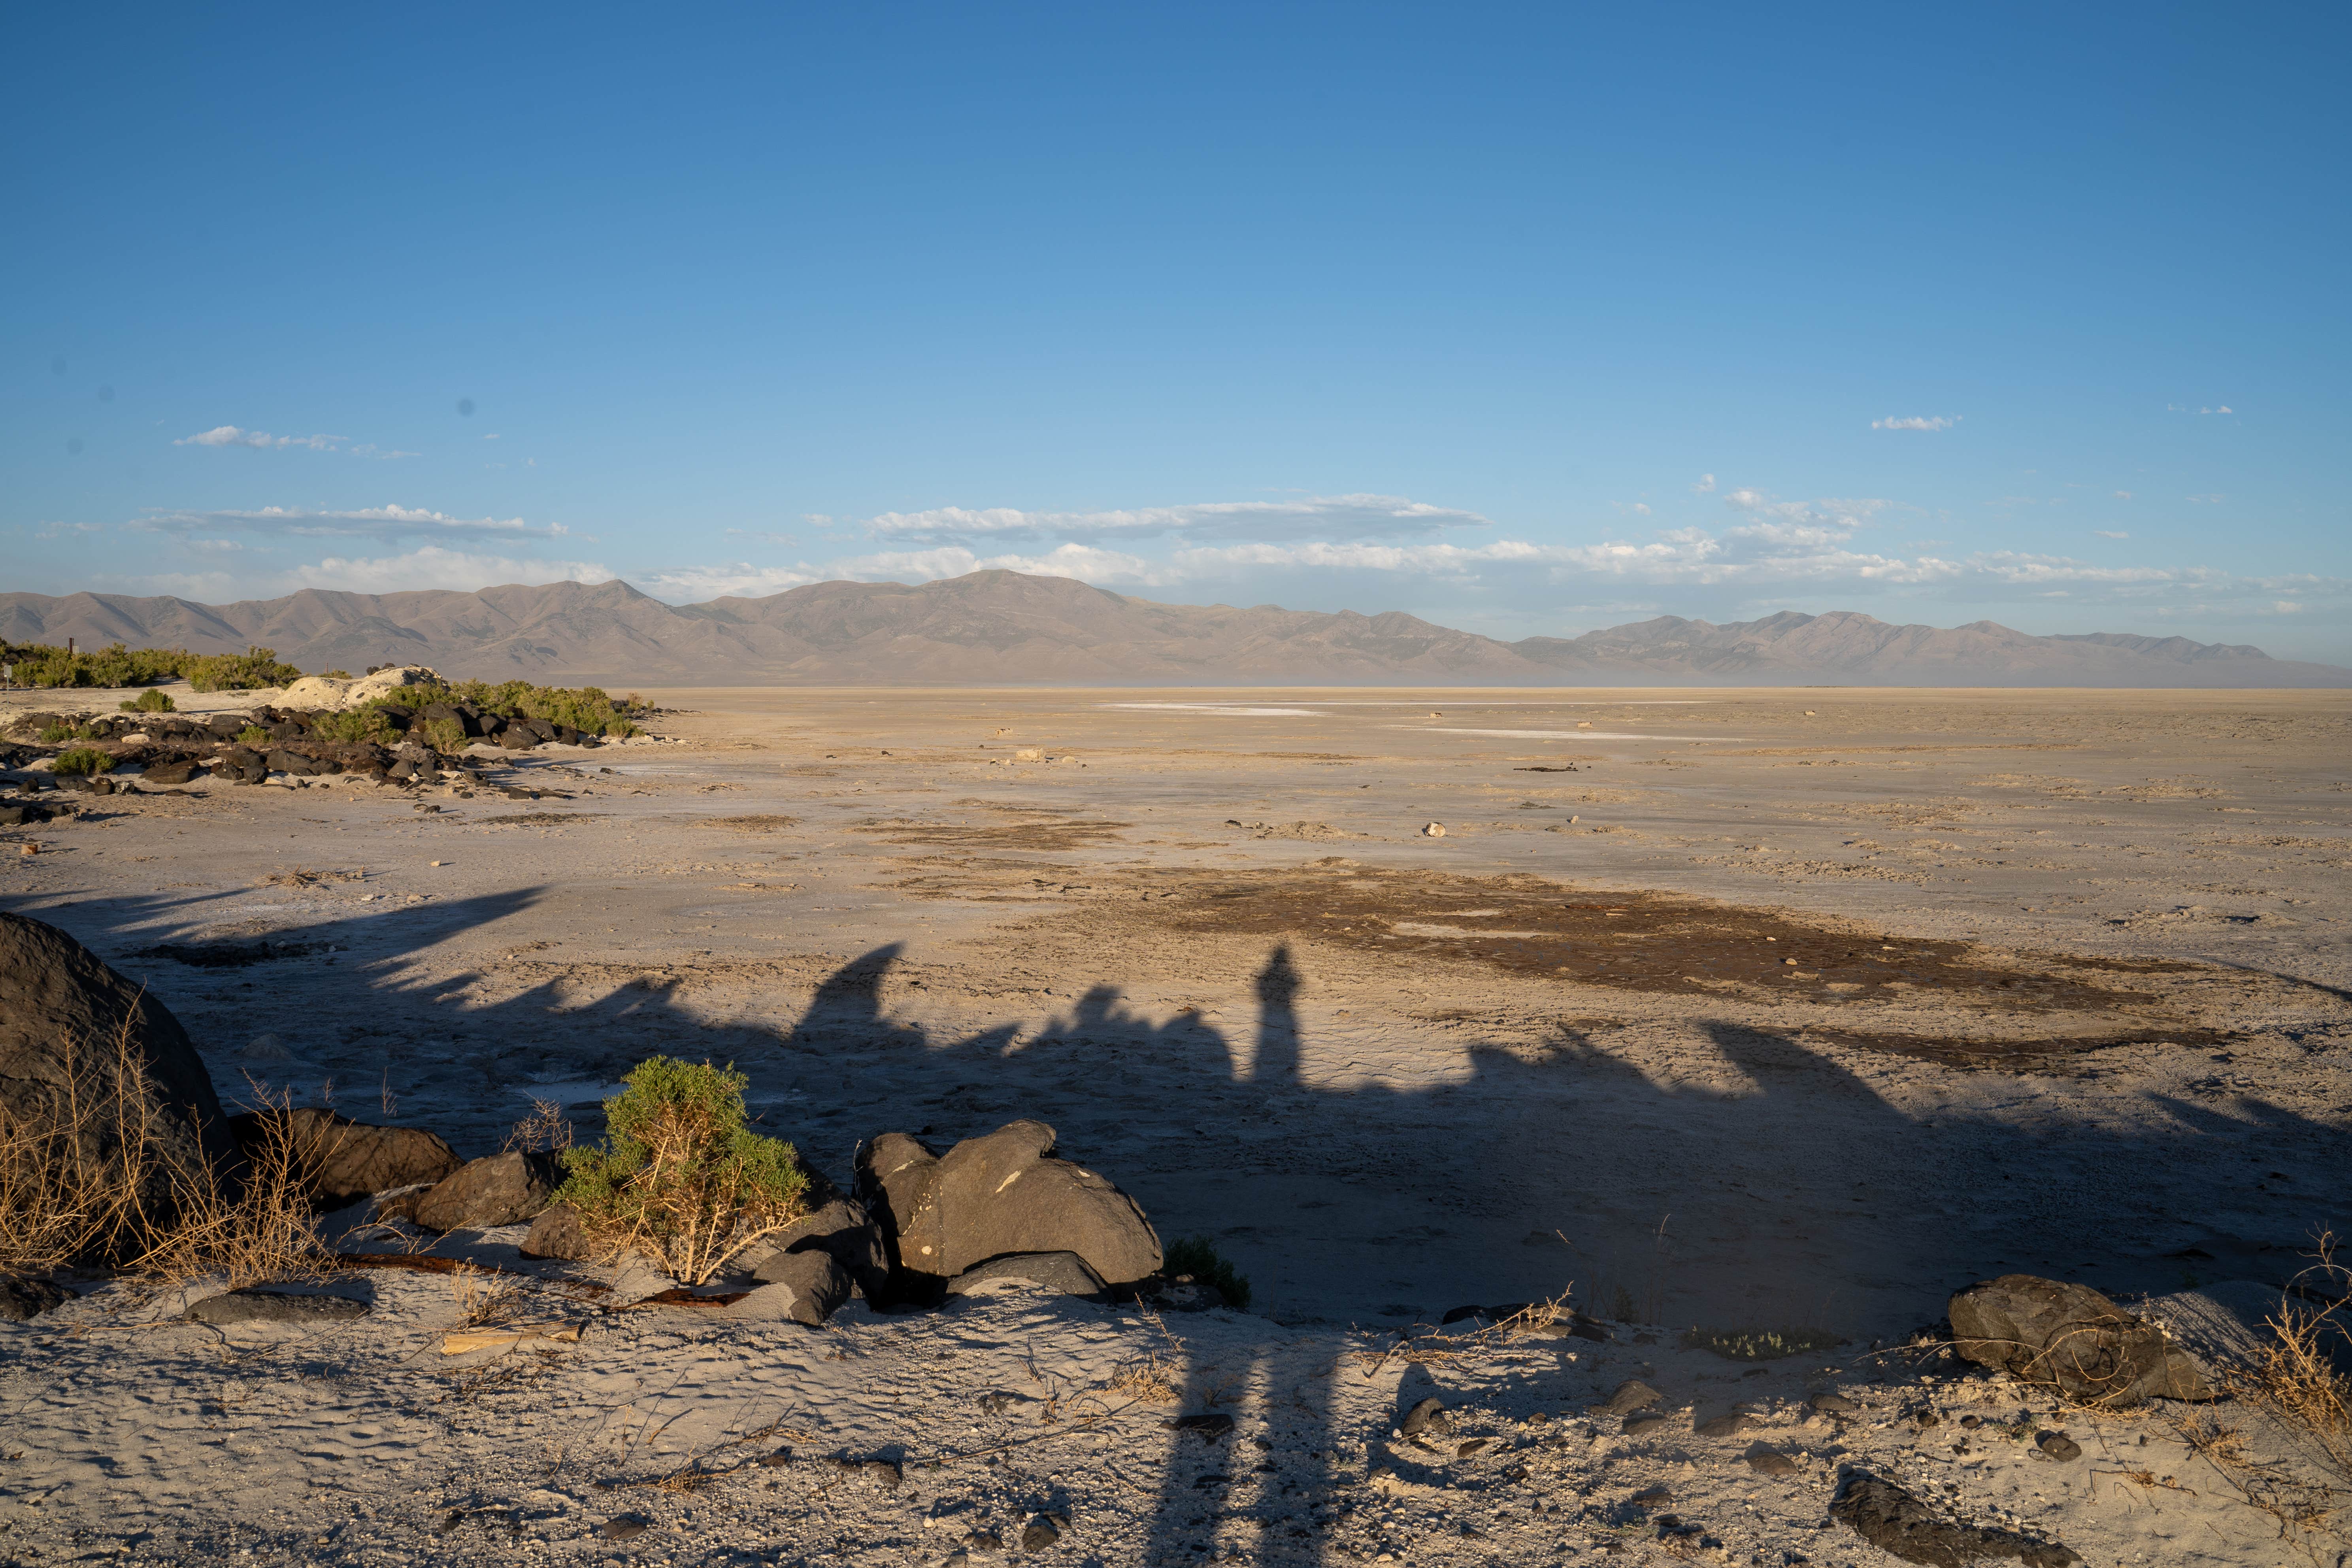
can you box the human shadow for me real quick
[20,884,2347,1562]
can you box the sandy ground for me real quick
[2,683,2348,1566]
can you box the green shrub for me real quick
[51,747,115,777]
[554,1057,810,1285]
[309,708,397,745]
[37,724,73,744]
[321,669,352,680]
[234,726,270,747]
[416,715,467,753]
[119,689,176,713]
[1162,1234,1251,1311]
[185,647,302,693]
[366,678,640,737]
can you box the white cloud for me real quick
[130,504,566,543]
[35,521,102,540]
[2113,491,2133,500]
[1870,415,1961,432]
[185,538,247,554]
[177,425,340,450]
[2095,530,2129,539]
[174,425,416,458]
[860,493,1486,547]
[117,546,615,600]
[1691,474,1716,493]
[641,562,825,600]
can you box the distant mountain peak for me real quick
[1,571,2343,688]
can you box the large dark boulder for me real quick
[0,913,233,1242]
[753,1249,853,1325]
[216,746,267,784]
[1949,1274,2210,1406]
[226,1108,460,1209]
[410,1151,562,1232]
[855,1121,1161,1294]
[750,1191,890,1298]
[142,758,206,786]
[520,1201,594,1260]
[1831,1471,2077,1566]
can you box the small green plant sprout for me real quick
[1162,1234,1252,1310]
[119,689,175,713]
[234,726,270,747]
[1679,1325,1846,1362]
[554,1057,809,1285]
[49,747,115,777]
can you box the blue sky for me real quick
[6,2,2347,659]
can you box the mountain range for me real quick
[2,572,2344,687]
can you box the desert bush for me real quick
[2224,1234,2352,1488]
[309,707,397,745]
[36,723,74,744]
[0,1025,328,1287]
[370,678,641,738]
[184,647,301,693]
[234,725,270,747]
[554,1057,809,1285]
[504,1097,574,1155]
[321,669,352,679]
[1163,1234,1251,1310]
[416,715,467,753]
[119,689,176,713]
[50,747,115,777]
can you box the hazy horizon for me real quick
[6,7,2346,661]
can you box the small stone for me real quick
[2036,1430,2082,1462]
[1454,1438,1491,1457]
[0,1276,74,1321]
[1959,1414,1982,1429]
[1809,1391,1858,1415]
[599,1515,650,1540]
[862,1459,905,1490]
[1170,1412,1235,1442]
[1019,1515,1063,1551]
[1696,1411,1756,1438]
[1630,1484,1672,1507]
[1623,1413,1671,1438]
[1602,1379,1662,1415]
[1420,822,1447,837]
[185,1289,369,1325]
[960,1529,1004,1554]
[1744,1445,1799,1478]
[1398,1397,1449,1437]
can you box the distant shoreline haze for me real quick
[2,571,2345,688]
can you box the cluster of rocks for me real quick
[0,911,1188,1332]
[0,695,605,800]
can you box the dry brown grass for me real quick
[0,1021,166,1273]
[2229,1234,2352,1490]
[449,1261,527,1327]
[503,1096,573,1155]
[1105,1352,1183,1404]
[0,1020,329,1289]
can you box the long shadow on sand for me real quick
[12,891,2347,1562]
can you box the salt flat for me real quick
[2,683,2347,1565]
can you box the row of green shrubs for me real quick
[372,678,644,739]
[1,641,302,692]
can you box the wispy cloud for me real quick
[130,504,566,543]
[1691,474,1716,493]
[1870,415,1961,432]
[2167,404,2236,415]
[118,545,614,600]
[861,493,1486,547]
[2113,491,2133,500]
[2095,530,2129,539]
[641,562,825,600]
[34,521,102,540]
[174,425,417,458]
